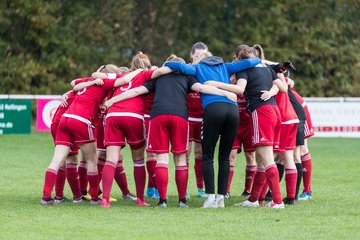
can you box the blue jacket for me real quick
[165,56,261,108]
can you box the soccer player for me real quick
[95,65,137,202]
[227,81,256,199]
[104,55,236,208]
[187,42,208,198]
[143,88,159,199]
[40,68,140,205]
[99,53,174,208]
[165,50,261,208]
[207,46,288,208]
[285,74,306,201]
[287,79,314,200]
[272,72,299,205]
[51,89,84,203]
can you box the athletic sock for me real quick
[133,159,146,201]
[175,165,188,200]
[146,159,157,188]
[245,165,256,193]
[55,166,66,198]
[114,161,130,196]
[248,168,266,202]
[78,160,88,195]
[155,163,168,200]
[101,161,116,202]
[295,163,303,198]
[194,157,204,189]
[265,164,282,204]
[42,168,57,200]
[301,152,312,192]
[285,168,298,199]
[259,182,269,200]
[87,171,99,201]
[276,163,285,182]
[226,165,235,193]
[97,157,106,183]
[65,163,82,199]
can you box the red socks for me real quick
[87,171,99,201]
[146,159,157,188]
[245,165,256,193]
[78,160,88,194]
[114,162,130,195]
[194,157,204,189]
[248,168,266,202]
[134,159,146,201]
[155,163,168,200]
[55,167,66,198]
[259,182,269,200]
[285,168,298,199]
[42,168,57,200]
[226,165,235,193]
[66,163,82,199]
[175,165,188,200]
[265,164,282,204]
[97,158,106,183]
[101,161,116,202]
[301,152,312,192]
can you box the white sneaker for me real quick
[178,201,189,208]
[264,201,285,209]
[216,195,225,208]
[202,195,217,208]
[234,200,259,207]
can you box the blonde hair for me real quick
[252,44,265,60]
[165,54,185,63]
[118,66,129,74]
[193,51,212,64]
[96,64,121,73]
[130,53,151,70]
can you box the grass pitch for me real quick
[0,133,359,239]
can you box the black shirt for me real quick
[288,90,306,121]
[143,72,198,119]
[236,63,278,112]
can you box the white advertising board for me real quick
[305,98,360,137]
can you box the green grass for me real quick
[0,133,359,239]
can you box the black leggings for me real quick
[201,102,239,195]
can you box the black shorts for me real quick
[296,120,305,146]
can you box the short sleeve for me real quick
[103,79,117,89]
[143,69,156,81]
[269,67,277,81]
[188,76,199,88]
[143,80,156,92]
[236,70,248,81]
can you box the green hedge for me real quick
[1,0,359,96]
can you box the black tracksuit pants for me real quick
[201,102,239,195]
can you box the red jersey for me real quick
[107,70,154,115]
[187,92,203,119]
[52,91,76,125]
[237,95,251,123]
[275,91,299,124]
[144,92,155,116]
[290,87,305,105]
[52,78,90,124]
[64,77,116,123]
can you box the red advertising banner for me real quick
[36,98,61,131]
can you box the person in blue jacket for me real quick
[165,50,261,208]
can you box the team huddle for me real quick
[41,42,314,209]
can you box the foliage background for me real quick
[1,0,359,97]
